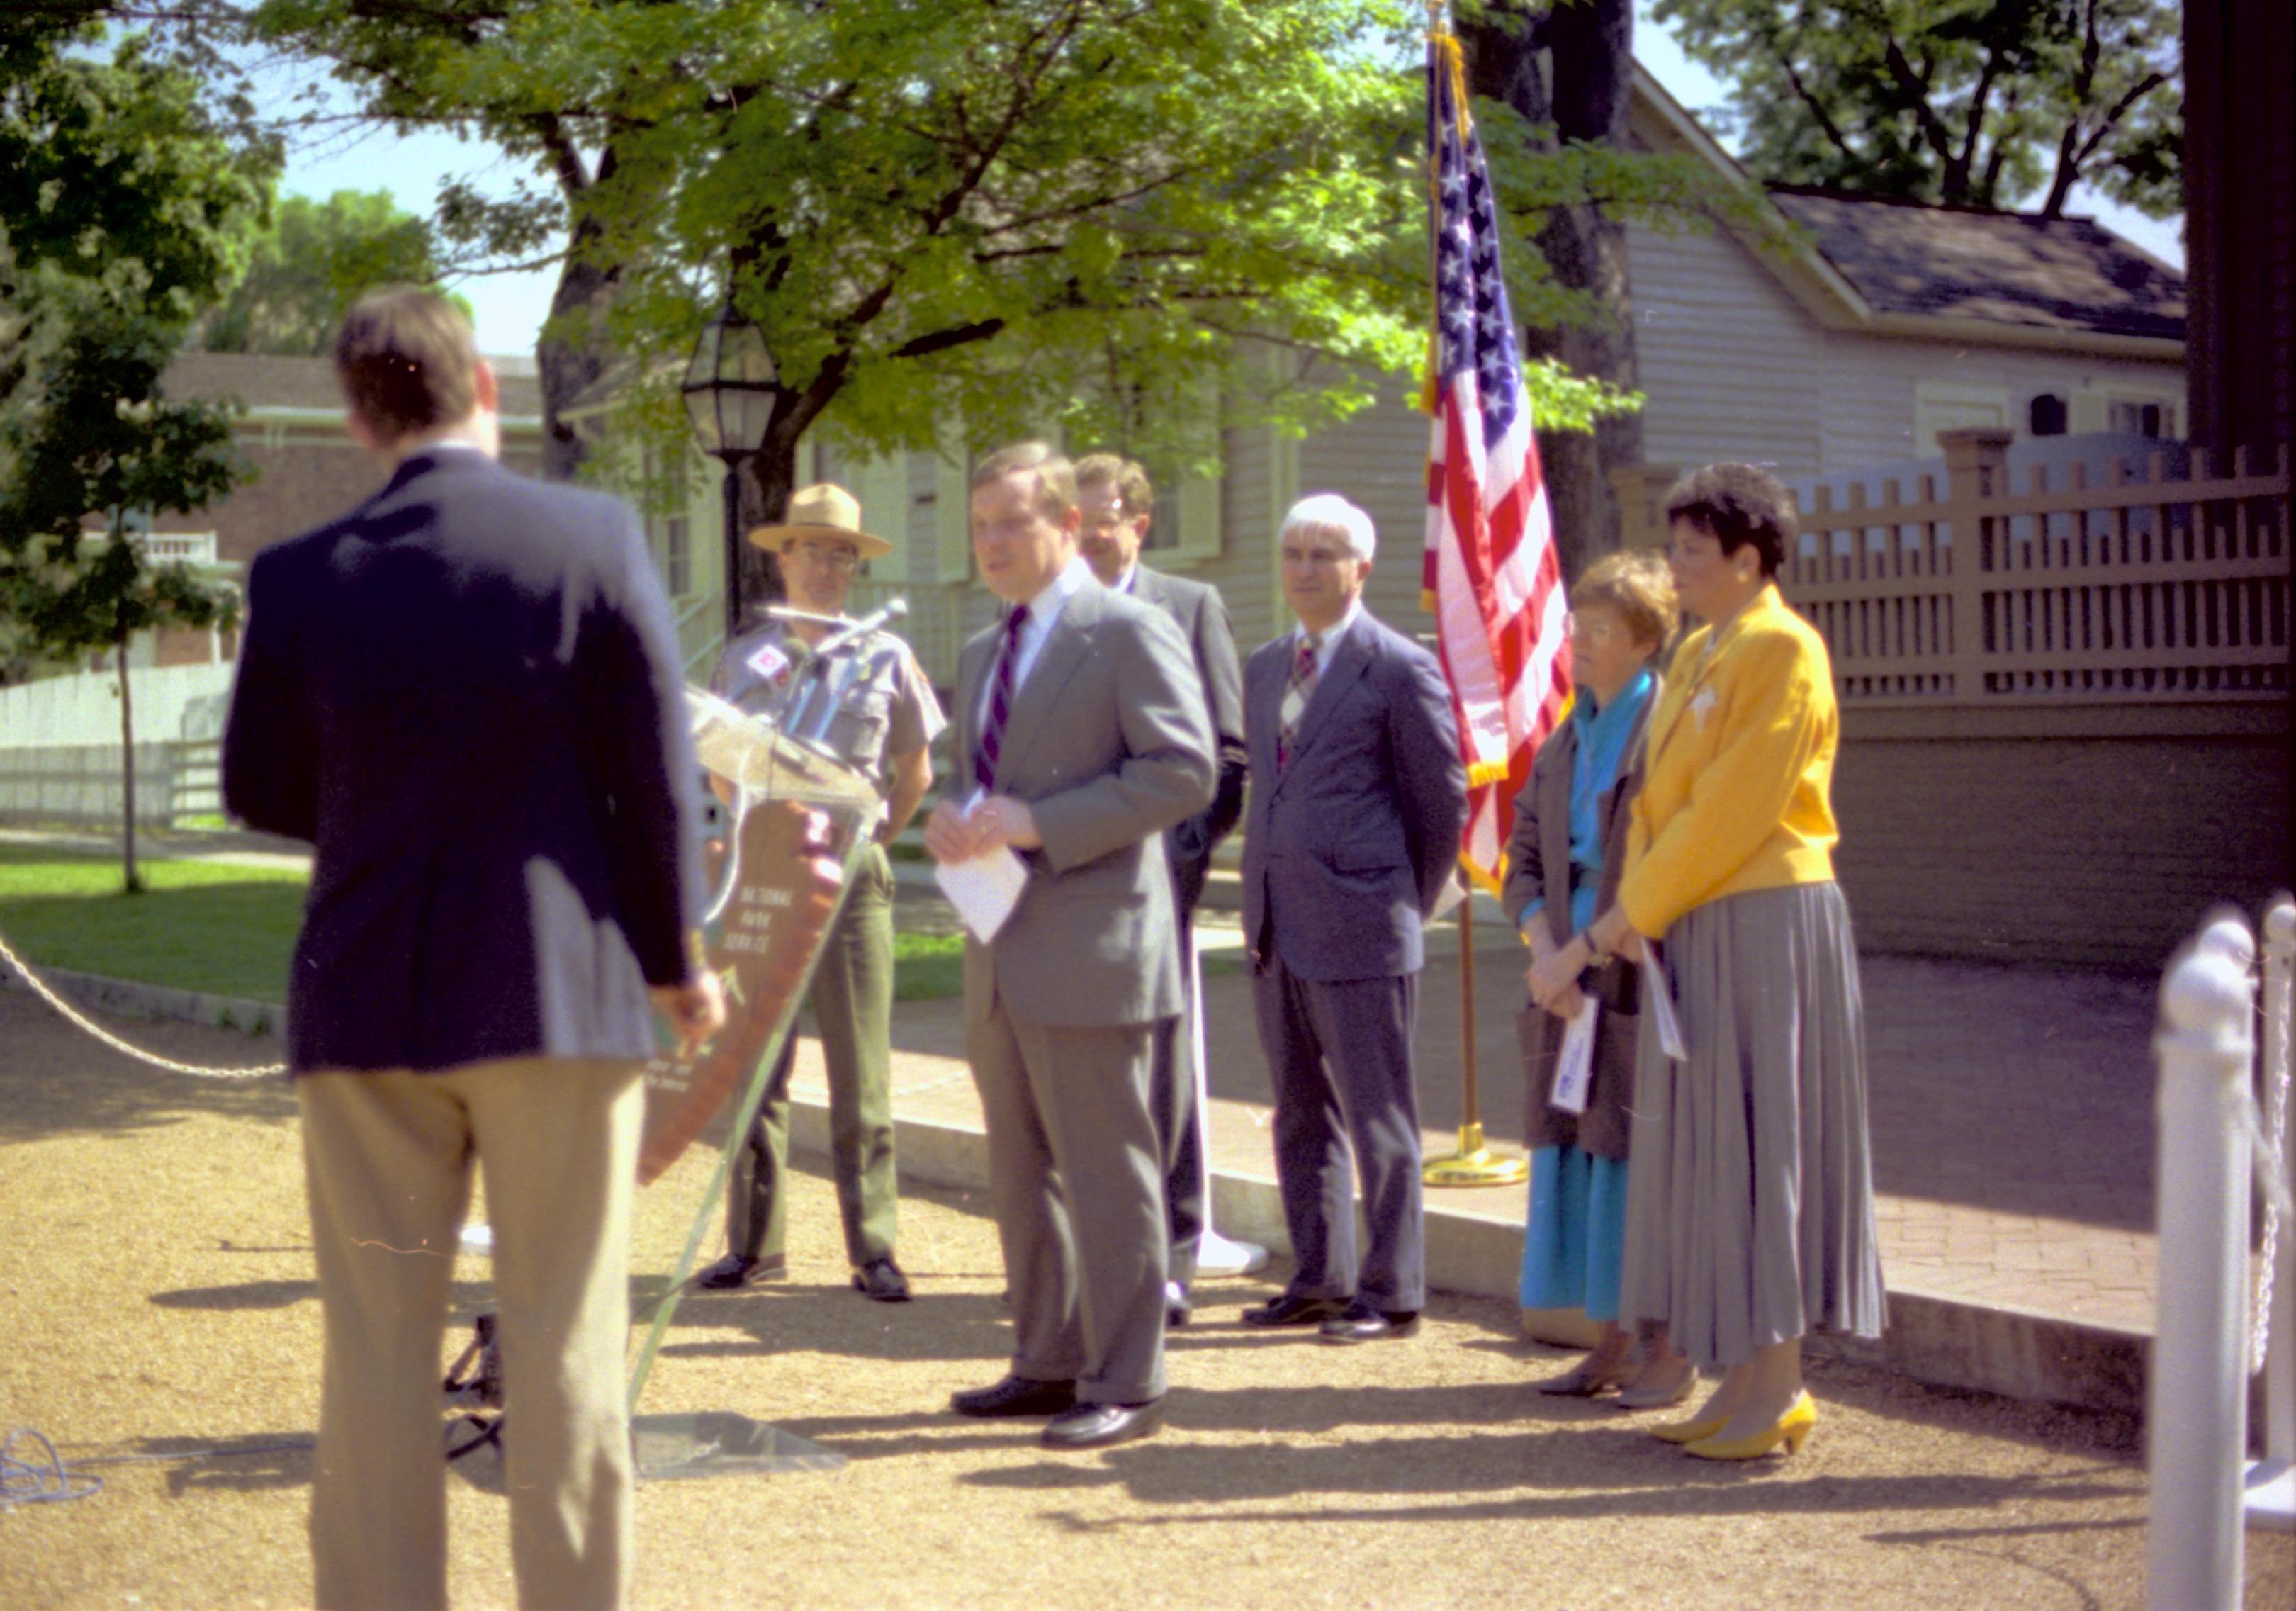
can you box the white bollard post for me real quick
[2249,897,2296,1530]
[2151,922,2256,1610]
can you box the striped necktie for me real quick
[1276,630,1321,770]
[973,604,1029,792]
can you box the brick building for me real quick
[124,352,545,668]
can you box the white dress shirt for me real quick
[977,556,1096,733]
[1290,596,1363,679]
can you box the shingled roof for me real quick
[1767,188,2185,343]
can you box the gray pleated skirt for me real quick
[1619,880,1886,1368]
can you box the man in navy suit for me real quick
[223,287,722,1611]
[1238,494,1465,1343]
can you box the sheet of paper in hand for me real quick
[932,794,1027,942]
[1642,944,1689,1062]
[1550,994,1601,1115]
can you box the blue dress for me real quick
[1516,671,1653,1322]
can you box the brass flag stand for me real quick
[1422,873,1529,1188]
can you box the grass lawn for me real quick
[0,843,305,1002]
[0,843,1240,1008]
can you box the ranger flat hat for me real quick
[744,482,894,559]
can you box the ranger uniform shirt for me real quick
[709,618,945,800]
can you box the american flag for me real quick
[1421,26,1572,892]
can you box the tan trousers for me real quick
[298,1057,643,1611]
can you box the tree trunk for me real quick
[726,432,794,637]
[536,255,619,483]
[116,633,142,895]
[1462,0,1645,581]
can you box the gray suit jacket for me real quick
[1242,609,1466,982]
[952,580,1216,1027]
[1129,563,1247,906]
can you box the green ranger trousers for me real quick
[725,842,898,1267]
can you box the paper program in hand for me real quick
[932,795,1028,943]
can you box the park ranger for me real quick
[697,482,945,1301]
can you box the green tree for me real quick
[1654,0,2180,218]
[1,26,273,888]
[252,0,1643,624]
[195,188,451,355]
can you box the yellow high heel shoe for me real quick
[1649,1411,1731,1445]
[1683,1391,1817,1461]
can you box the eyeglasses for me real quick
[1568,612,1623,644]
[1281,545,1356,568]
[784,542,859,572]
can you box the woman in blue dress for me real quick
[1500,551,1690,1404]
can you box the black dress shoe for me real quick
[950,1374,1076,1418]
[694,1251,788,1290]
[1239,1293,1348,1327]
[1317,1301,1420,1343]
[1165,1281,1191,1329]
[853,1257,911,1302]
[1040,1399,1164,1450]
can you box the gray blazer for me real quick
[1241,609,1467,982]
[1129,564,1247,905]
[1498,685,1656,1160]
[952,580,1215,1027]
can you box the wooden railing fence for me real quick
[1614,429,2292,707]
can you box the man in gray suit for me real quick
[925,442,1214,1449]
[1239,493,1466,1343]
[1074,453,1247,1327]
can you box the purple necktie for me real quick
[1277,632,1319,770]
[974,604,1029,792]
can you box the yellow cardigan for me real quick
[1618,583,1839,938]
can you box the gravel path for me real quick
[3,992,2290,1610]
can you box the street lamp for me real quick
[681,298,777,636]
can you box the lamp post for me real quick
[680,298,779,637]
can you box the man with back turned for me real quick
[223,286,722,1611]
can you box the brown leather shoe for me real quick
[694,1252,788,1290]
[950,1374,1076,1418]
[1040,1399,1164,1449]
[1239,1293,1348,1327]
[1317,1301,1420,1343]
[852,1257,911,1302]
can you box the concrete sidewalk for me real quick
[801,875,2166,1414]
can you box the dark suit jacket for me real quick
[1129,563,1246,911]
[222,448,703,1074]
[1241,608,1466,982]
[951,579,1215,1028]
[1497,685,1656,1159]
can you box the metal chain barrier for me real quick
[0,922,284,1080]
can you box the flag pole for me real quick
[1418,0,1529,1191]
[1424,870,1527,1186]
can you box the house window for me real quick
[2108,400,2164,437]
[1911,381,2013,459]
[2029,394,2069,437]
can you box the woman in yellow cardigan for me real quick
[1531,463,1884,1462]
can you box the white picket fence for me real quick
[2150,894,2296,1607]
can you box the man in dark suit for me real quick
[1239,493,1466,1344]
[925,442,1213,1450]
[1074,453,1246,1327]
[222,288,722,1611]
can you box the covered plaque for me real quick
[636,688,882,1185]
